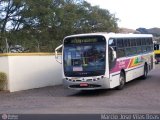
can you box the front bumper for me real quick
[63,77,110,90]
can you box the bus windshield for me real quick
[63,36,106,77]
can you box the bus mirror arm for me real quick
[113,51,117,60]
[55,44,63,64]
[110,46,117,60]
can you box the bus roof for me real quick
[64,32,153,39]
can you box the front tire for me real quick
[116,72,125,90]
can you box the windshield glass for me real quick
[63,36,106,77]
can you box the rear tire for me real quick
[116,72,125,90]
[141,64,148,79]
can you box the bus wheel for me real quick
[142,64,148,79]
[116,72,125,90]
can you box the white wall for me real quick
[0,54,62,92]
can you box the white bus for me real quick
[55,33,154,90]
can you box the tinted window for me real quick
[126,48,132,56]
[145,38,150,45]
[109,38,116,46]
[130,39,136,46]
[117,39,124,47]
[137,46,142,53]
[142,38,146,45]
[132,47,137,54]
[117,48,125,57]
[149,38,153,44]
[142,46,147,52]
[109,38,117,51]
[137,38,141,46]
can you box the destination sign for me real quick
[70,38,97,44]
[64,36,106,45]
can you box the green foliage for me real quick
[0,0,119,53]
[0,72,7,81]
[0,72,7,90]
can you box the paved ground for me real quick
[0,65,160,114]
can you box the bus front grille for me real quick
[69,84,101,88]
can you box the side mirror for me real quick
[55,44,63,64]
[113,50,117,60]
[109,46,117,61]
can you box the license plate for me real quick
[80,83,88,87]
[73,67,83,71]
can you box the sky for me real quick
[85,0,160,30]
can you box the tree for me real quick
[0,0,25,32]
[0,0,119,53]
[0,0,26,52]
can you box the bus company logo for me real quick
[2,114,8,120]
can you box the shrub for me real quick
[0,72,7,90]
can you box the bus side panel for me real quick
[109,73,120,88]
[125,70,133,82]
[109,55,148,86]
[125,66,144,82]
[109,65,144,88]
[125,53,154,82]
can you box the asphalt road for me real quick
[0,65,160,114]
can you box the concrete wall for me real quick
[0,53,62,92]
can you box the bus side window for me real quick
[137,38,141,46]
[125,47,132,56]
[117,38,125,57]
[127,39,131,46]
[130,39,135,46]
[117,39,124,47]
[117,48,125,57]
[142,38,146,45]
[109,38,116,51]
[123,39,127,47]
[140,38,143,46]
[137,46,142,53]
[108,39,117,70]
[135,38,140,54]
[145,38,149,45]
[109,38,116,46]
